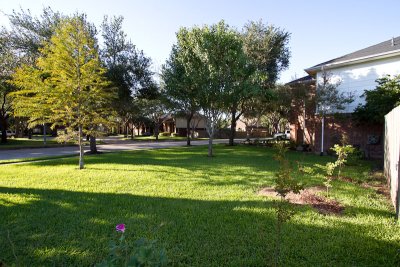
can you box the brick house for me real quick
[289,36,400,158]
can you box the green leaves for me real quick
[354,74,400,123]
[11,14,116,168]
[316,70,354,115]
[273,142,303,198]
[97,234,167,267]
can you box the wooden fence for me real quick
[384,106,400,219]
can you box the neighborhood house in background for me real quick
[288,36,400,158]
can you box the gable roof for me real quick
[286,75,315,85]
[305,36,400,74]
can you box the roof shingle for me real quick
[307,36,400,70]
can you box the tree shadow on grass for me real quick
[0,187,398,266]
[26,146,327,189]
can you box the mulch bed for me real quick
[258,186,344,215]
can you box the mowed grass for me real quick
[0,145,398,266]
[0,137,73,150]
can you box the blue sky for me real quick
[1,0,399,83]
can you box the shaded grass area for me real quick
[0,145,398,266]
[0,137,74,150]
[0,154,78,165]
[123,135,207,142]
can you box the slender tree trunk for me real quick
[245,124,251,140]
[208,135,213,157]
[43,123,47,145]
[89,135,97,154]
[320,115,325,156]
[155,122,159,141]
[131,127,134,140]
[229,109,237,146]
[78,125,84,169]
[186,112,193,146]
[0,117,7,143]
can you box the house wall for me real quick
[314,115,383,159]
[316,55,400,113]
[175,116,207,129]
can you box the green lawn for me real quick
[0,145,398,266]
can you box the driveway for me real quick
[0,139,229,161]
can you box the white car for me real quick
[6,130,16,138]
[273,130,290,140]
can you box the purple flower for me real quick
[116,224,125,233]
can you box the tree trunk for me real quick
[186,112,193,146]
[89,135,97,154]
[0,117,7,143]
[154,122,159,141]
[43,123,47,145]
[78,125,84,169]
[320,115,325,156]
[131,127,134,140]
[229,109,237,146]
[208,135,213,157]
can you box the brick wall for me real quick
[314,115,383,159]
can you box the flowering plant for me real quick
[97,224,167,267]
[116,224,125,233]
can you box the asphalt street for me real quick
[0,139,229,161]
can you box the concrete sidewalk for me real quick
[0,139,228,161]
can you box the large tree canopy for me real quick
[101,15,155,138]
[162,45,200,146]
[354,75,400,124]
[173,21,245,156]
[12,15,115,169]
[0,7,62,142]
[0,32,20,143]
[163,20,291,149]
[224,20,291,145]
[5,7,62,62]
[242,20,290,87]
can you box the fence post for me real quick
[397,152,400,220]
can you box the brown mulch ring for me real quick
[362,183,391,199]
[337,171,390,200]
[258,186,344,215]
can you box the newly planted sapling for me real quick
[324,162,336,197]
[272,142,303,266]
[331,143,355,179]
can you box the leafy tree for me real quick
[272,142,302,266]
[175,21,243,156]
[261,85,293,134]
[354,74,400,123]
[0,32,19,143]
[225,20,290,145]
[162,45,200,146]
[101,15,155,139]
[5,7,62,62]
[0,7,62,142]
[12,15,115,169]
[286,77,316,144]
[138,94,169,141]
[316,70,353,155]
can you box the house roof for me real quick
[305,36,400,74]
[286,75,315,85]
